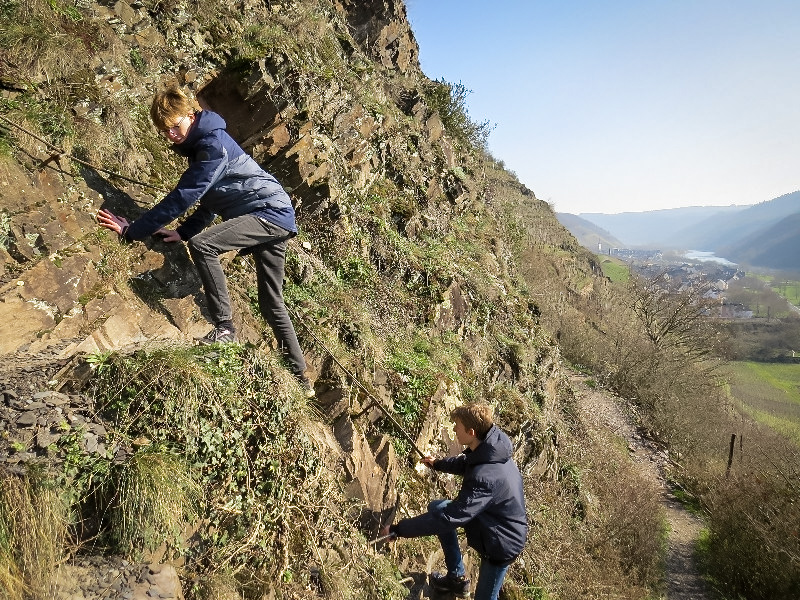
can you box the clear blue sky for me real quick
[404,1,800,215]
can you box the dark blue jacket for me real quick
[394,425,528,563]
[124,110,295,241]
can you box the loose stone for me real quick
[17,411,38,426]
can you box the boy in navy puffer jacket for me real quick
[97,87,312,395]
[381,403,528,600]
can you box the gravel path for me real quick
[569,372,710,600]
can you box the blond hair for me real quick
[150,86,194,130]
[450,403,494,439]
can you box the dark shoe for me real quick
[195,327,236,345]
[430,572,470,597]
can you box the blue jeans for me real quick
[428,500,512,600]
[188,214,306,377]
[474,558,510,600]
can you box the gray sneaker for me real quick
[196,327,236,345]
[298,376,315,399]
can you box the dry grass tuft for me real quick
[195,570,243,600]
[107,450,202,559]
[0,0,85,84]
[0,547,24,600]
[0,470,68,600]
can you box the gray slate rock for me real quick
[34,390,72,406]
[17,411,38,426]
[36,431,61,449]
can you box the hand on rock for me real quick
[155,228,182,243]
[97,209,129,236]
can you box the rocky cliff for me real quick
[0,1,605,598]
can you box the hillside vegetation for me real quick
[0,1,797,600]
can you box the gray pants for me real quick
[187,214,307,378]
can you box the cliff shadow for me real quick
[81,165,210,328]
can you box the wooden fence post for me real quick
[725,433,736,478]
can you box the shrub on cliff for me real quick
[424,78,493,150]
[75,344,407,598]
[0,469,67,600]
[702,441,800,599]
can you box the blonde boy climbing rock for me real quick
[97,87,312,395]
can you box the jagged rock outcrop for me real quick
[0,163,208,357]
[334,0,420,72]
[1,0,446,545]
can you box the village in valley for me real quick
[605,246,789,321]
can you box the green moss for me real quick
[335,255,376,286]
[45,0,82,21]
[129,48,146,75]
[387,335,441,428]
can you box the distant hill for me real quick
[719,211,800,271]
[565,192,800,271]
[556,213,625,251]
[672,190,800,256]
[578,205,748,247]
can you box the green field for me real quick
[727,361,800,442]
[771,282,800,306]
[598,256,630,283]
[753,273,800,306]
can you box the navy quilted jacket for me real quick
[123,110,293,241]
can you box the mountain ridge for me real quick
[577,205,749,248]
[562,192,799,271]
[556,212,624,251]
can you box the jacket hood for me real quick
[465,424,512,466]
[174,110,227,153]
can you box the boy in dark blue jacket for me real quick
[97,87,312,394]
[381,403,528,599]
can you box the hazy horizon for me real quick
[563,202,752,216]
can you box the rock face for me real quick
[0,162,209,357]
[335,0,420,72]
[334,414,399,533]
[0,0,566,597]
[0,0,451,361]
[0,0,437,563]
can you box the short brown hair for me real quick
[450,403,494,439]
[150,86,194,130]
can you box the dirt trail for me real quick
[569,373,710,600]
